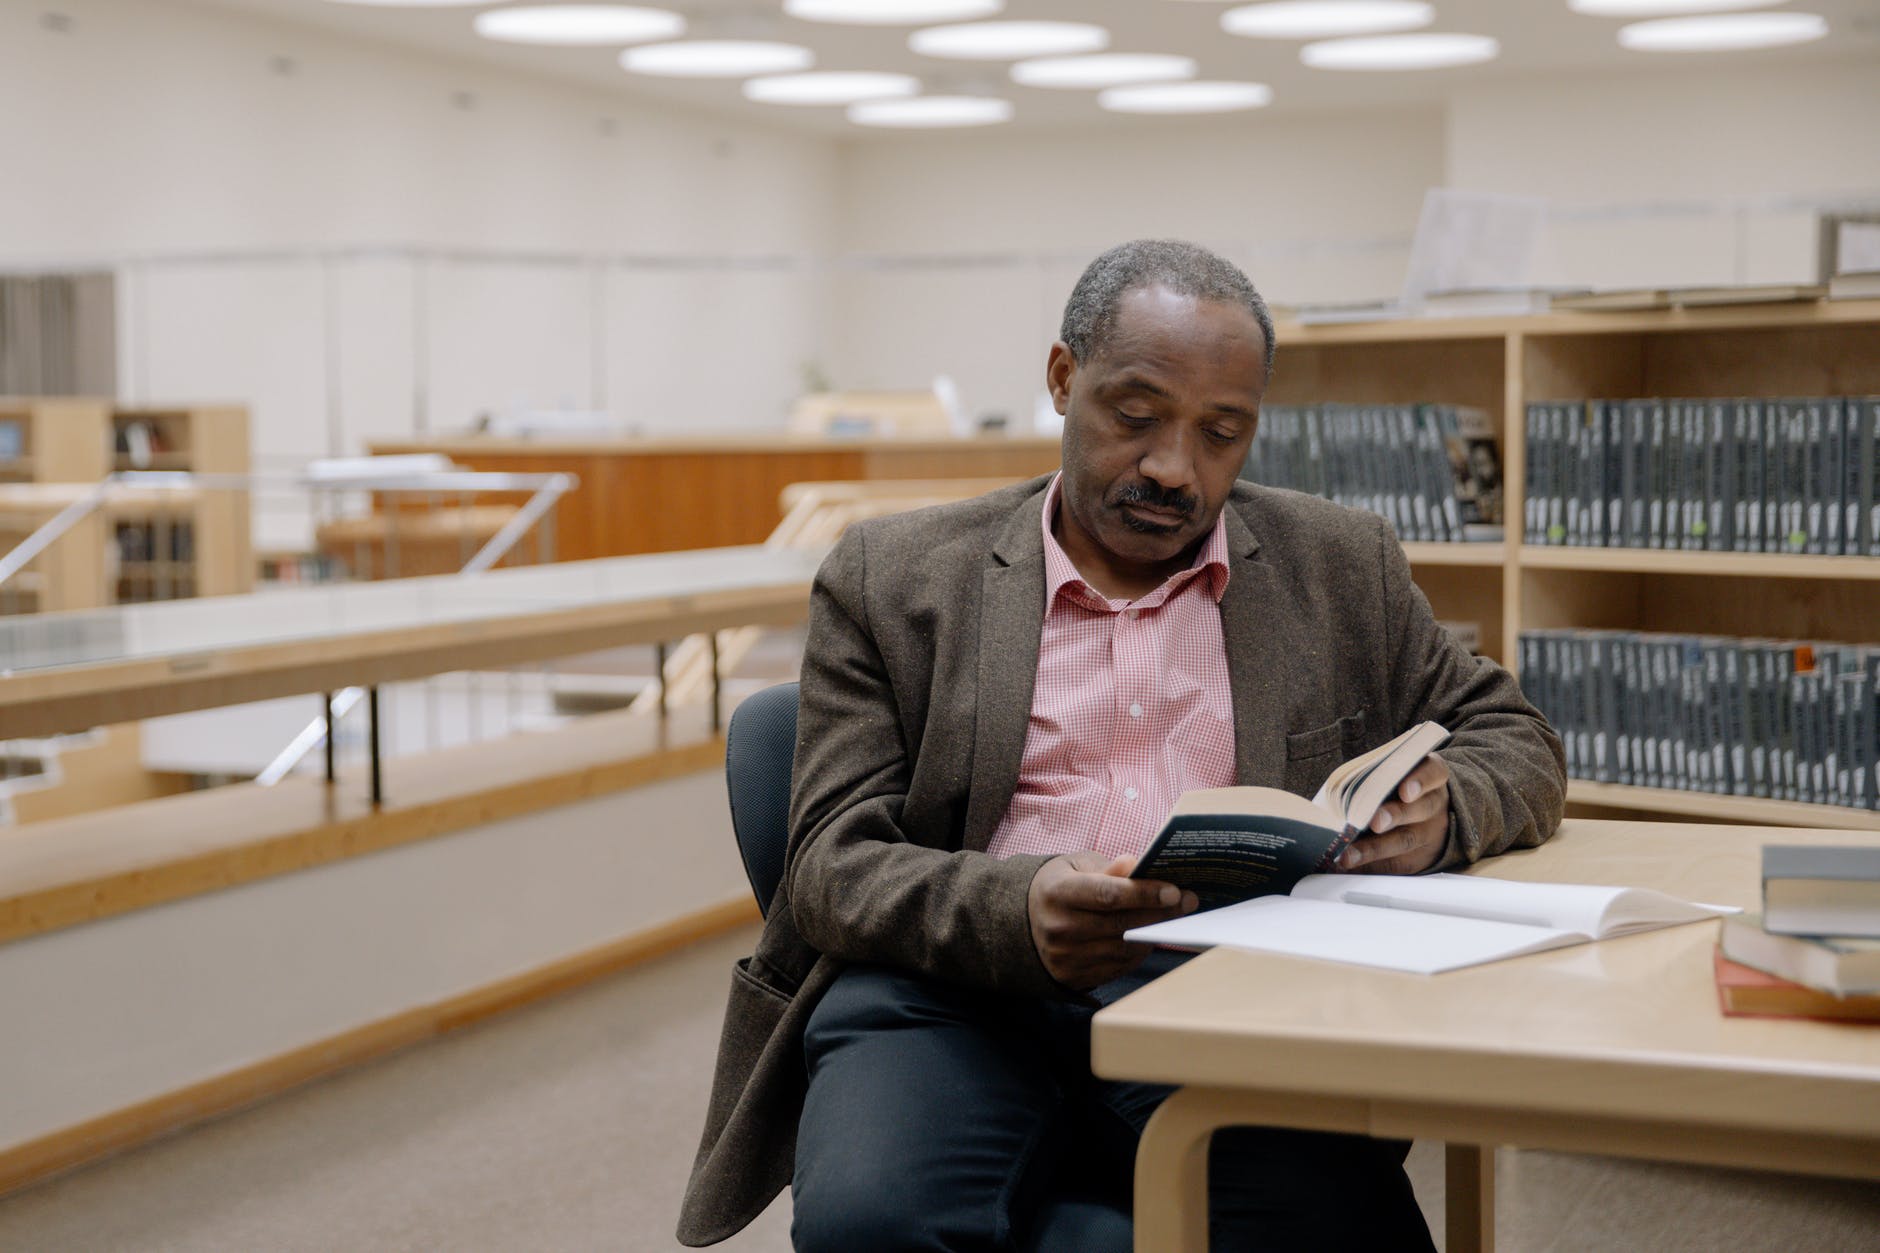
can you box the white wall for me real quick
[826,109,1446,428]
[825,57,1880,426]
[0,0,839,545]
[1447,56,1880,290]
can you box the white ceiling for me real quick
[192,0,1880,135]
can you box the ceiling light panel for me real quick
[1301,32,1500,69]
[784,0,1003,24]
[909,21,1109,60]
[1221,2,1433,40]
[1099,81,1274,113]
[744,71,921,105]
[1010,53,1196,90]
[848,95,1015,126]
[621,40,814,77]
[1617,12,1827,50]
[1571,0,1786,14]
[474,6,684,45]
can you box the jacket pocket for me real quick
[1286,709,1367,760]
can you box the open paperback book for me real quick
[1130,721,1449,912]
[1125,873,1735,974]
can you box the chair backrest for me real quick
[724,681,799,919]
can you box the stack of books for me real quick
[1715,846,1880,1022]
[1242,404,1503,542]
[1517,629,1878,809]
[1523,395,1880,553]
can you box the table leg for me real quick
[1445,1143,1495,1253]
[1133,1088,1219,1253]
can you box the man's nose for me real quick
[1139,427,1198,491]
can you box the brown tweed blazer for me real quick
[676,475,1565,1246]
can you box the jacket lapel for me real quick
[961,487,1048,852]
[1219,499,1289,786]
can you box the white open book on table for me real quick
[1124,872,1736,974]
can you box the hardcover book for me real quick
[1713,951,1880,1022]
[1130,722,1449,912]
[1719,912,1880,996]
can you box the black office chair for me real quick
[725,680,800,918]
[722,679,1133,1251]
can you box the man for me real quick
[678,240,1565,1250]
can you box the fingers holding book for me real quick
[1028,852,1199,989]
[1339,755,1451,875]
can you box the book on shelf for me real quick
[1522,394,1880,556]
[1129,722,1449,913]
[1242,403,1503,543]
[1669,283,1825,308]
[1417,287,1586,318]
[1125,869,1733,975]
[1828,271,1880,301]
[1550,289,1674,313]
[1763,845,1880,938]
[1518,629,1880,809]
[1718,913,1880,997]
[1289,298,1406,325]
[1713,951,1880,1022]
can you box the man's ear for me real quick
[1045,341,1075,415]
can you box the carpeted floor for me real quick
[1,926,1874,1252]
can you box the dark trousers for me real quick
[792,953,1435,1253]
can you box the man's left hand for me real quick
[1336,754,1450,875]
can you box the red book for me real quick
[1714,950,1880,1023]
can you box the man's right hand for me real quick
[1027,852,1198,990]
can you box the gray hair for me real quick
[1059,239,1276,382]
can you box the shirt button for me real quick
[1124,787,1139,801]
[1128,702,1143,719]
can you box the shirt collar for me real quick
[1040,472,1231,610]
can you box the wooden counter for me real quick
[369,435,1061,560]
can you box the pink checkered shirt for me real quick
[985,475,1237,862]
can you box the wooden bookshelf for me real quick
[108,406,252,601]
[1269,298,1880,828]
[0,398,111,612]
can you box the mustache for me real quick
[1112,481,1197,520]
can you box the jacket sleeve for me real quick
[1373,515,1567,869]
[783,526,1061,996]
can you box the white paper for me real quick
[1126,896,1587,975]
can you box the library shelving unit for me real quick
[1268,298,1880,831]
[0,397,112,612]
[107,405,252,602]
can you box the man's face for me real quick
[1046,285,1265,588]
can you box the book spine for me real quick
[1827,398,1847,556]
[1623,400,1645,549]
[1723,641,1748,796]
[1805,399,1827,555]
[1864,396,1880,558]
[1786,399,1810,553]
[1683,399,1705,551]
[1676,400,1692,545]
[1605,400,1624,548]
[1702,640,1726,793]
[1548,402,1568,546]
[1744,642,1767,798]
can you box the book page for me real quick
[1124,896,1586,974]
[1288,873,1732,937]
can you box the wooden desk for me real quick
[0,545,821,738]
[1090,820,1880,1253]
[369,435,1059,559]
